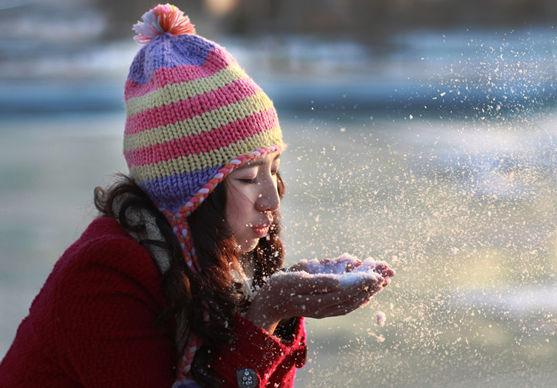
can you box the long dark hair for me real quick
[93,171,286,385]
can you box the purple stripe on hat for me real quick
[128,34,214,85]
[139,165,221,213]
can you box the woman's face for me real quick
[225,151,281,254]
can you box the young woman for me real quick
[0,4,394,387]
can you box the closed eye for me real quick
[238,178,257,184]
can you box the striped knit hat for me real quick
[123,4,284,384]
[124,3,284,264]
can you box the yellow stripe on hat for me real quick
[126,63,249,116]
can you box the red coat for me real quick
[0,216,306,387]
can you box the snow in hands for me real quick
[288,253,396,288]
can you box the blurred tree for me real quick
[90,0,557,42]
[220,0,557,41]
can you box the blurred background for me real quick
[1,0,557,386]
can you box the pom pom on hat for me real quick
[132,3,196,44]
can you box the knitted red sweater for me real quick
[0,216,306,387]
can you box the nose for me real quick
[254,178,280,213]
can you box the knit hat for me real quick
[123,3,284,384]
[124,3,284,262]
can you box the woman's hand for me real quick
[244,271,387,334]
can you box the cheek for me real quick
[225,187,254,231]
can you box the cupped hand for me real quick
[244,271,386,334]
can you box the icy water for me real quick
[1,111,556,386]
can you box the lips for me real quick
[251,223,270,237]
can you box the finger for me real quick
[287,261,308,272]
[374,262,396,278]
[355,274,386,290]
[345,258,362,273]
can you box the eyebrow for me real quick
[235,155,280,171]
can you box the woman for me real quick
[0,4,394,387]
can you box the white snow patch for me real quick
[375,310,387,326]
[289,253,386,288]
